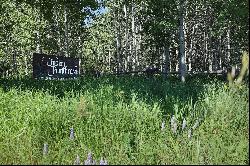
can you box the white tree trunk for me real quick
[108,46,111,72]
[54,3,61,54]
[35,31,42,53]
[123,3,128,71]
[131,2,137,71]
[227,26,231,66]
[36,6,42,54]
[137,23,142,71]
[218,35,222,70]
[175,48,179,72]
[163,45,170,79]
[64,6,69,57]
[13,49,17,76]
[208,36,213,72]
[179,0,186,82]
[24,52,28,76]
[113,8,122,73]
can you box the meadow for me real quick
[0,75,249,165]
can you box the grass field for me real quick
[0,75,249,165]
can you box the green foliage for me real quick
[0,76,248,164]
[0,0,101,77]
[0,0,249,77]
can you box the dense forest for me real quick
[0,0,249,165]
[0,0,249,80]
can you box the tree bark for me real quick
[131,2,136,71]
[179,0,186,82]
[227,25,231,66]
[36,1,42,54]
[54,3,61,54]
[113,6,122,74]
[123,3,129,71]
[163,44,170,79]
[64,6,69,57]
[12,49,17,76]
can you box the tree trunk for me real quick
[12,49,17,77]
[163,44,170,79]
[24,51,28,76]
[54,3,61,54]
[113,7,122,74]
[208,34,213,72]
[35,31,42,54]
[131,1,137,71]
[116,29,122,73]
[36,1,42,54]
[204,31,210,71]
[64,6,69,57]
[227,26,231,66]
[137,23,142,71]
[108,45,111,72]
[123,3,129,71]
[187,25,194,72]
[218,35,222,70]
[78,36,82,58]
[179,0,186,82]
[175,48,179,72]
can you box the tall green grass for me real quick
[0,76,248,164]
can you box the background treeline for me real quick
[0,0,249,78]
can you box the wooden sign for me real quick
[33,53,80,80]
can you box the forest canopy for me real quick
[0,0,249,79]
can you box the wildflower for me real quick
[74,155,81,165]
[70,127,74,140]
[182,118,187,131]
[84,152,93,165]
[170,115,175,127]
[192,119,199,130]
[161,121,165,131]
[172,121,177,134]
[188,129,192,139]
[100,157,105,165]
[84,159,91,165]
[43,143,48,155]
[171,115,178,134]
[100,157,108,165]
[87,152,93,161]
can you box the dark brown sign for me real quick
[33,53,80,80]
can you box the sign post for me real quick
[33,53,80,80]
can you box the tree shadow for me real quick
[0,74,224,117]
[101,74,207,116]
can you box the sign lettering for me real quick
[33,53,80,80]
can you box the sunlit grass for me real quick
[0,76,248,164]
